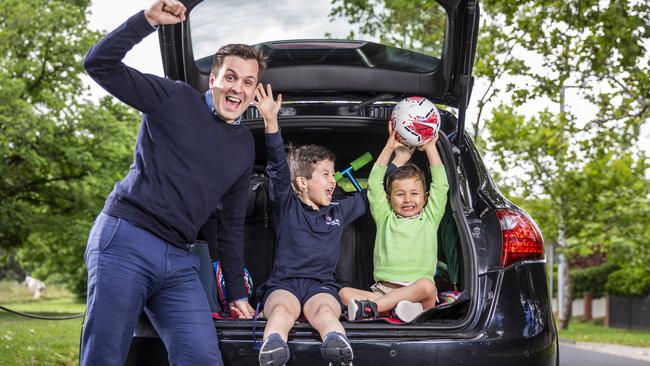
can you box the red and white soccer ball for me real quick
[390,96,441,147]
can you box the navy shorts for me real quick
[260,278,342,309]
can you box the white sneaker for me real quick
[393,300,423,322]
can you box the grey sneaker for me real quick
[347,299,378,321]
[393,300,424,322]
[320,331,353,365]
[259,333,290,366]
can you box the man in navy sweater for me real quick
[81,1,259,365]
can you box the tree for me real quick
[0,0,138,295]
[480,0,649,329]
[486,106,650,329]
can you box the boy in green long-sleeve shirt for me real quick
[339,125,448,322]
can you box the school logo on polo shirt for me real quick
[325,215,340,226]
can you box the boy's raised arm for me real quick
[421,134,443,167]
[255,83,292,205]
[422,135,448,220]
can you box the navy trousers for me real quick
[81,213,223,366]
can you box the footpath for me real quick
[560,338,650,363]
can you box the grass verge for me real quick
[559,318,650,348]
[0,280,84,366]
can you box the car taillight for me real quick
[495,209,544,268]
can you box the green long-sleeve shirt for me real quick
[368,164,449,283]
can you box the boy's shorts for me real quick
[370,281,407,296]
[260,278,342,309]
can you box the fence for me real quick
[608,295,650,331]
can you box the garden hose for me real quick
[0,304,84,320]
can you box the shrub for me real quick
[572,262,619,298]
[605,267,650,296]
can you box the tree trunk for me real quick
[583,291,593,321]
[560,259,573,329]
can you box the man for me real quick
[81,1,261,364]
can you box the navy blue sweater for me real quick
[265,132,368,285]
[83,11,254,301]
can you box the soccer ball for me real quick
[390,96,441,147]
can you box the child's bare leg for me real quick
[263,289,301,340]
[375,278,437,312]
[303,293,344,338]
[338,287,381,306]
[304,293,353,365]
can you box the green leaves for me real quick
[0,1,139,295]
[330,0,447,55]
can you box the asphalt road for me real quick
[560,344,650,366]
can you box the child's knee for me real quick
[415,278,437,298]
[338,287,352,302]
[314,303,339,319]
[269,303,299,321]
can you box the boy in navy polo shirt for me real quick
[253,84,367,366]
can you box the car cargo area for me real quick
[125,108,483,366]
[218,108,476,331]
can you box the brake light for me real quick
[495,209,544,267]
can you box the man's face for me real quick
[209,56,259,123]
[389,177,427,218]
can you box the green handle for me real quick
[350,152,373,171]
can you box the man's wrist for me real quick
[143,11,159,28]
[229,297,249,304]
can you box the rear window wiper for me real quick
[348,93,398,113]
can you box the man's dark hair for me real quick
[211,43,267,78]
[386,163,426,193]
[286,144,335,181]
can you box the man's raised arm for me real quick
[83,0,186,113]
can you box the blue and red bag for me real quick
[212,260,254,310]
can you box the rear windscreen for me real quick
[189,0,446,73]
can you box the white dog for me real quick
[24,275,46,299]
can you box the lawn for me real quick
[0,281,85,366]
[4,280,650,365]
[558,318,650,348]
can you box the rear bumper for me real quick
[126,263,557,366]
[127,328,556,366]
[218,332,556,366]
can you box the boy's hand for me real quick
[377,128,408,166]
[419,131,439,152]
[420,132,443,166]
[392,145,415,167]
[144,0,186,26]
[254,83,282,133]
[386,128,407,152]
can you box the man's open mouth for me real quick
[225,96,241,110]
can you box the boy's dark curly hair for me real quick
[285,143,335,181]
[386,163,426,193]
